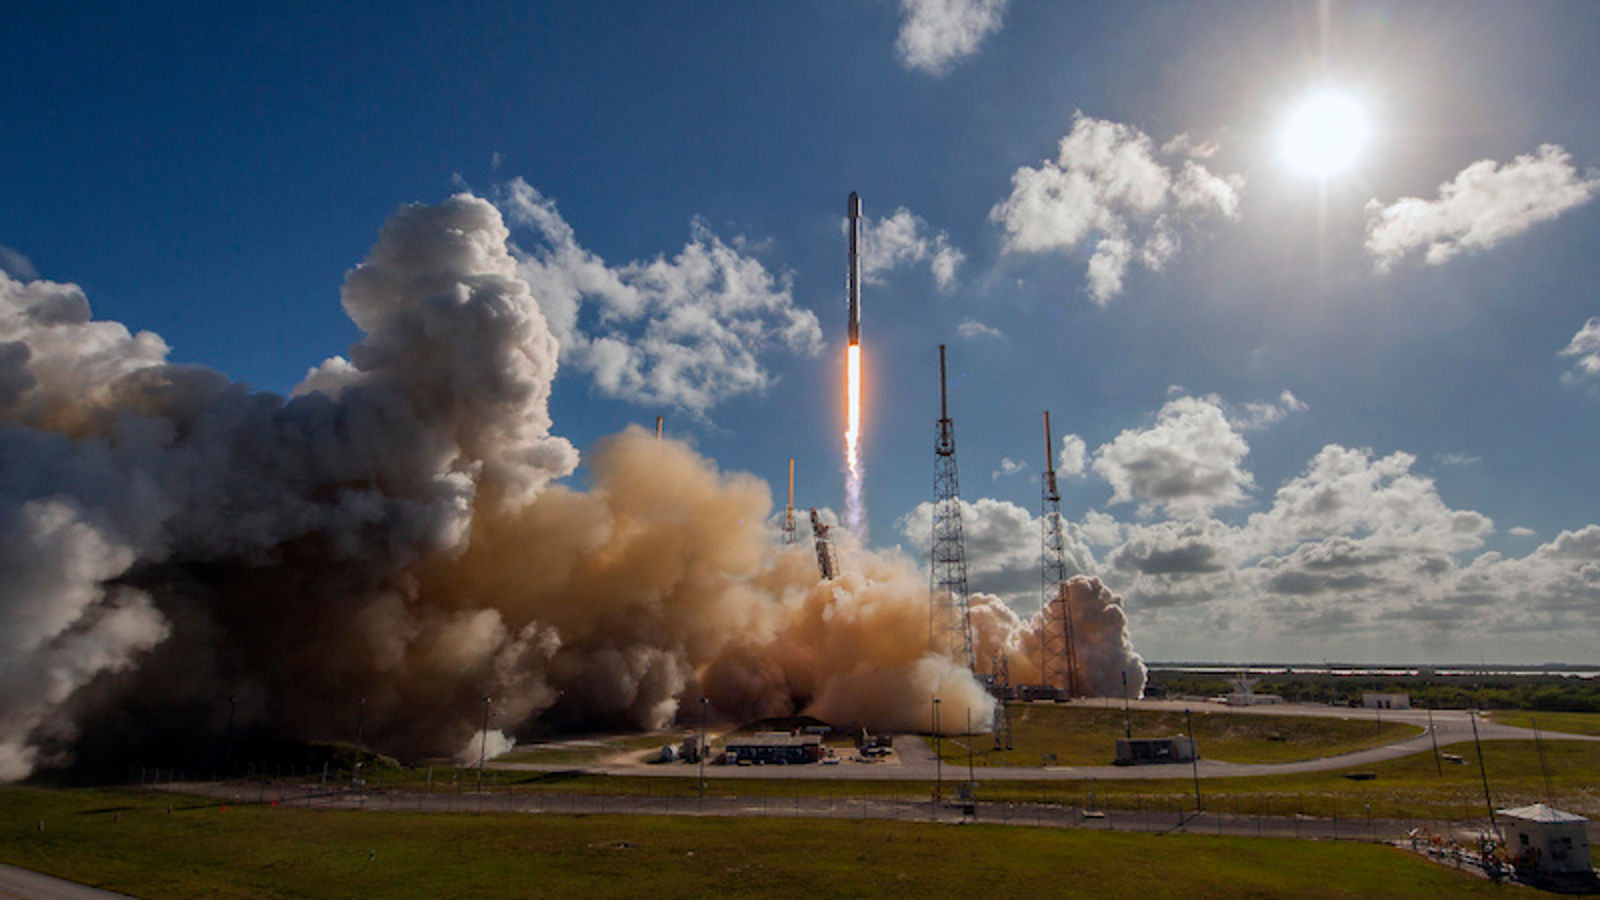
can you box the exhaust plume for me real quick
[0,193,998,780]
[970,576,1147,697]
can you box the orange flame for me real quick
[844,344,863,533]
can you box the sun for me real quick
[1279,91,1370,178]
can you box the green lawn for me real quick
[936,703,1421,767]
[479,738,1600,821]
[1488,710,1600,736]
[495,732,688,766]
[0,787,1511,898]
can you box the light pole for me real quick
[1121,671,1132,740]
[1185,708,1202,814]
[932,696,942,800]
[965,707,974,794]
[225,694,236,779]
[699,697,708,799]
[476,695,491,793]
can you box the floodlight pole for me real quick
[966,707,975,792]
[1470,711,1499,840]
[933,696,942,801]
[1427,705,1442,777]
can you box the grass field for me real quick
[476,738,1600,821]
[1488,710,1600,736]
[0,786,1510,898]
[495,733,687,766]
[935,703,1421,767]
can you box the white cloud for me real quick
[895,0,1008,76]
[990,114,1242,305]
[1509,526,1536,537]
[1091,395,1253,518]
[1232,390,1307,431]
[992,457,1027,480]
[900,496,1095,607]
[1057,433,1086,477]
[1560,317,1600,384]
[1435,452,1480,467]
[956,319,1001,339]
[498,178,822,415]
[859,207,963,291]
[0,245,37,281]
[1365,144,1600,270]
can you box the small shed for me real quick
[724,733,823,765]
[1114,735,1197,766]
[1499,803,1592,875]
[1361,692,1410,710]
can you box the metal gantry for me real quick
[810,508,838,580]
[992,652,1014,751]
[930,345,974,670]
[1040,411,1080,696]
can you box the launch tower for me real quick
[929,345,975,670]
[1040,411,1081,696]
[810,508,838,580]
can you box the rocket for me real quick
[847,191,861,345]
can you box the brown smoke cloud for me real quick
[0,193,1021,780]
[970,577,1147,697]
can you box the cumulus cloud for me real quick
[895,0,1008,76]
[0,244,37,281]
[1057,433,1087,477]
[901,496,1096,607]
[1365,144,1600,270]
[1560,317,1600,384]
[957,319,1001,339]
[1232,390,1307,431]
[992,457,1027,480]
[498,177,822,415]
[1508,526,1536,538]
[990,114,1243,304]
[1091,395,1254,518]
[859,206,964,291]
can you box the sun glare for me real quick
[1279,91,1369,178]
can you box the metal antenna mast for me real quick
[783,458,798,545]
[992,652,1014,751]
[1040,411,1080,697]
[930,345,974,670]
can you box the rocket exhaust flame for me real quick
[845,344,864,534]
[844,191,864,536]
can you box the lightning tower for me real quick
[1040,411,1081,697]
[929,344,974,670]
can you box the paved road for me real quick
[0,864,132,900]
[491,700,1600,782]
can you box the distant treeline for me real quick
[1146,671,1600,712]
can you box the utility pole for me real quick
[1122,672,1133,740]
[699,697,709,799]
[933,696,942,801]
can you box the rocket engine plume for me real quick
[844,191,865,536]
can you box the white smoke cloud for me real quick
[1365,144,1600,270]
[1091,394,1254,518]
[497,177,822,415]
[1231,390,1307,431]
[992,457,1027,480]
[859,206,964,291]
[1560,317,1600,384]
[990,114,1242,305]
[895,0,1008,77]
[900,496,1097,608]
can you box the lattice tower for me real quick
[930,345,974,670]
[992,652,1014,751]
[809,508,837,580]
[1040,410,1081,696]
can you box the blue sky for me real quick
[5,1,1599,663]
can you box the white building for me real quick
[1361,692,1410,710]
[1499,803,1592,875]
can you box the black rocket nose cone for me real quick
[848,192,860,216]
